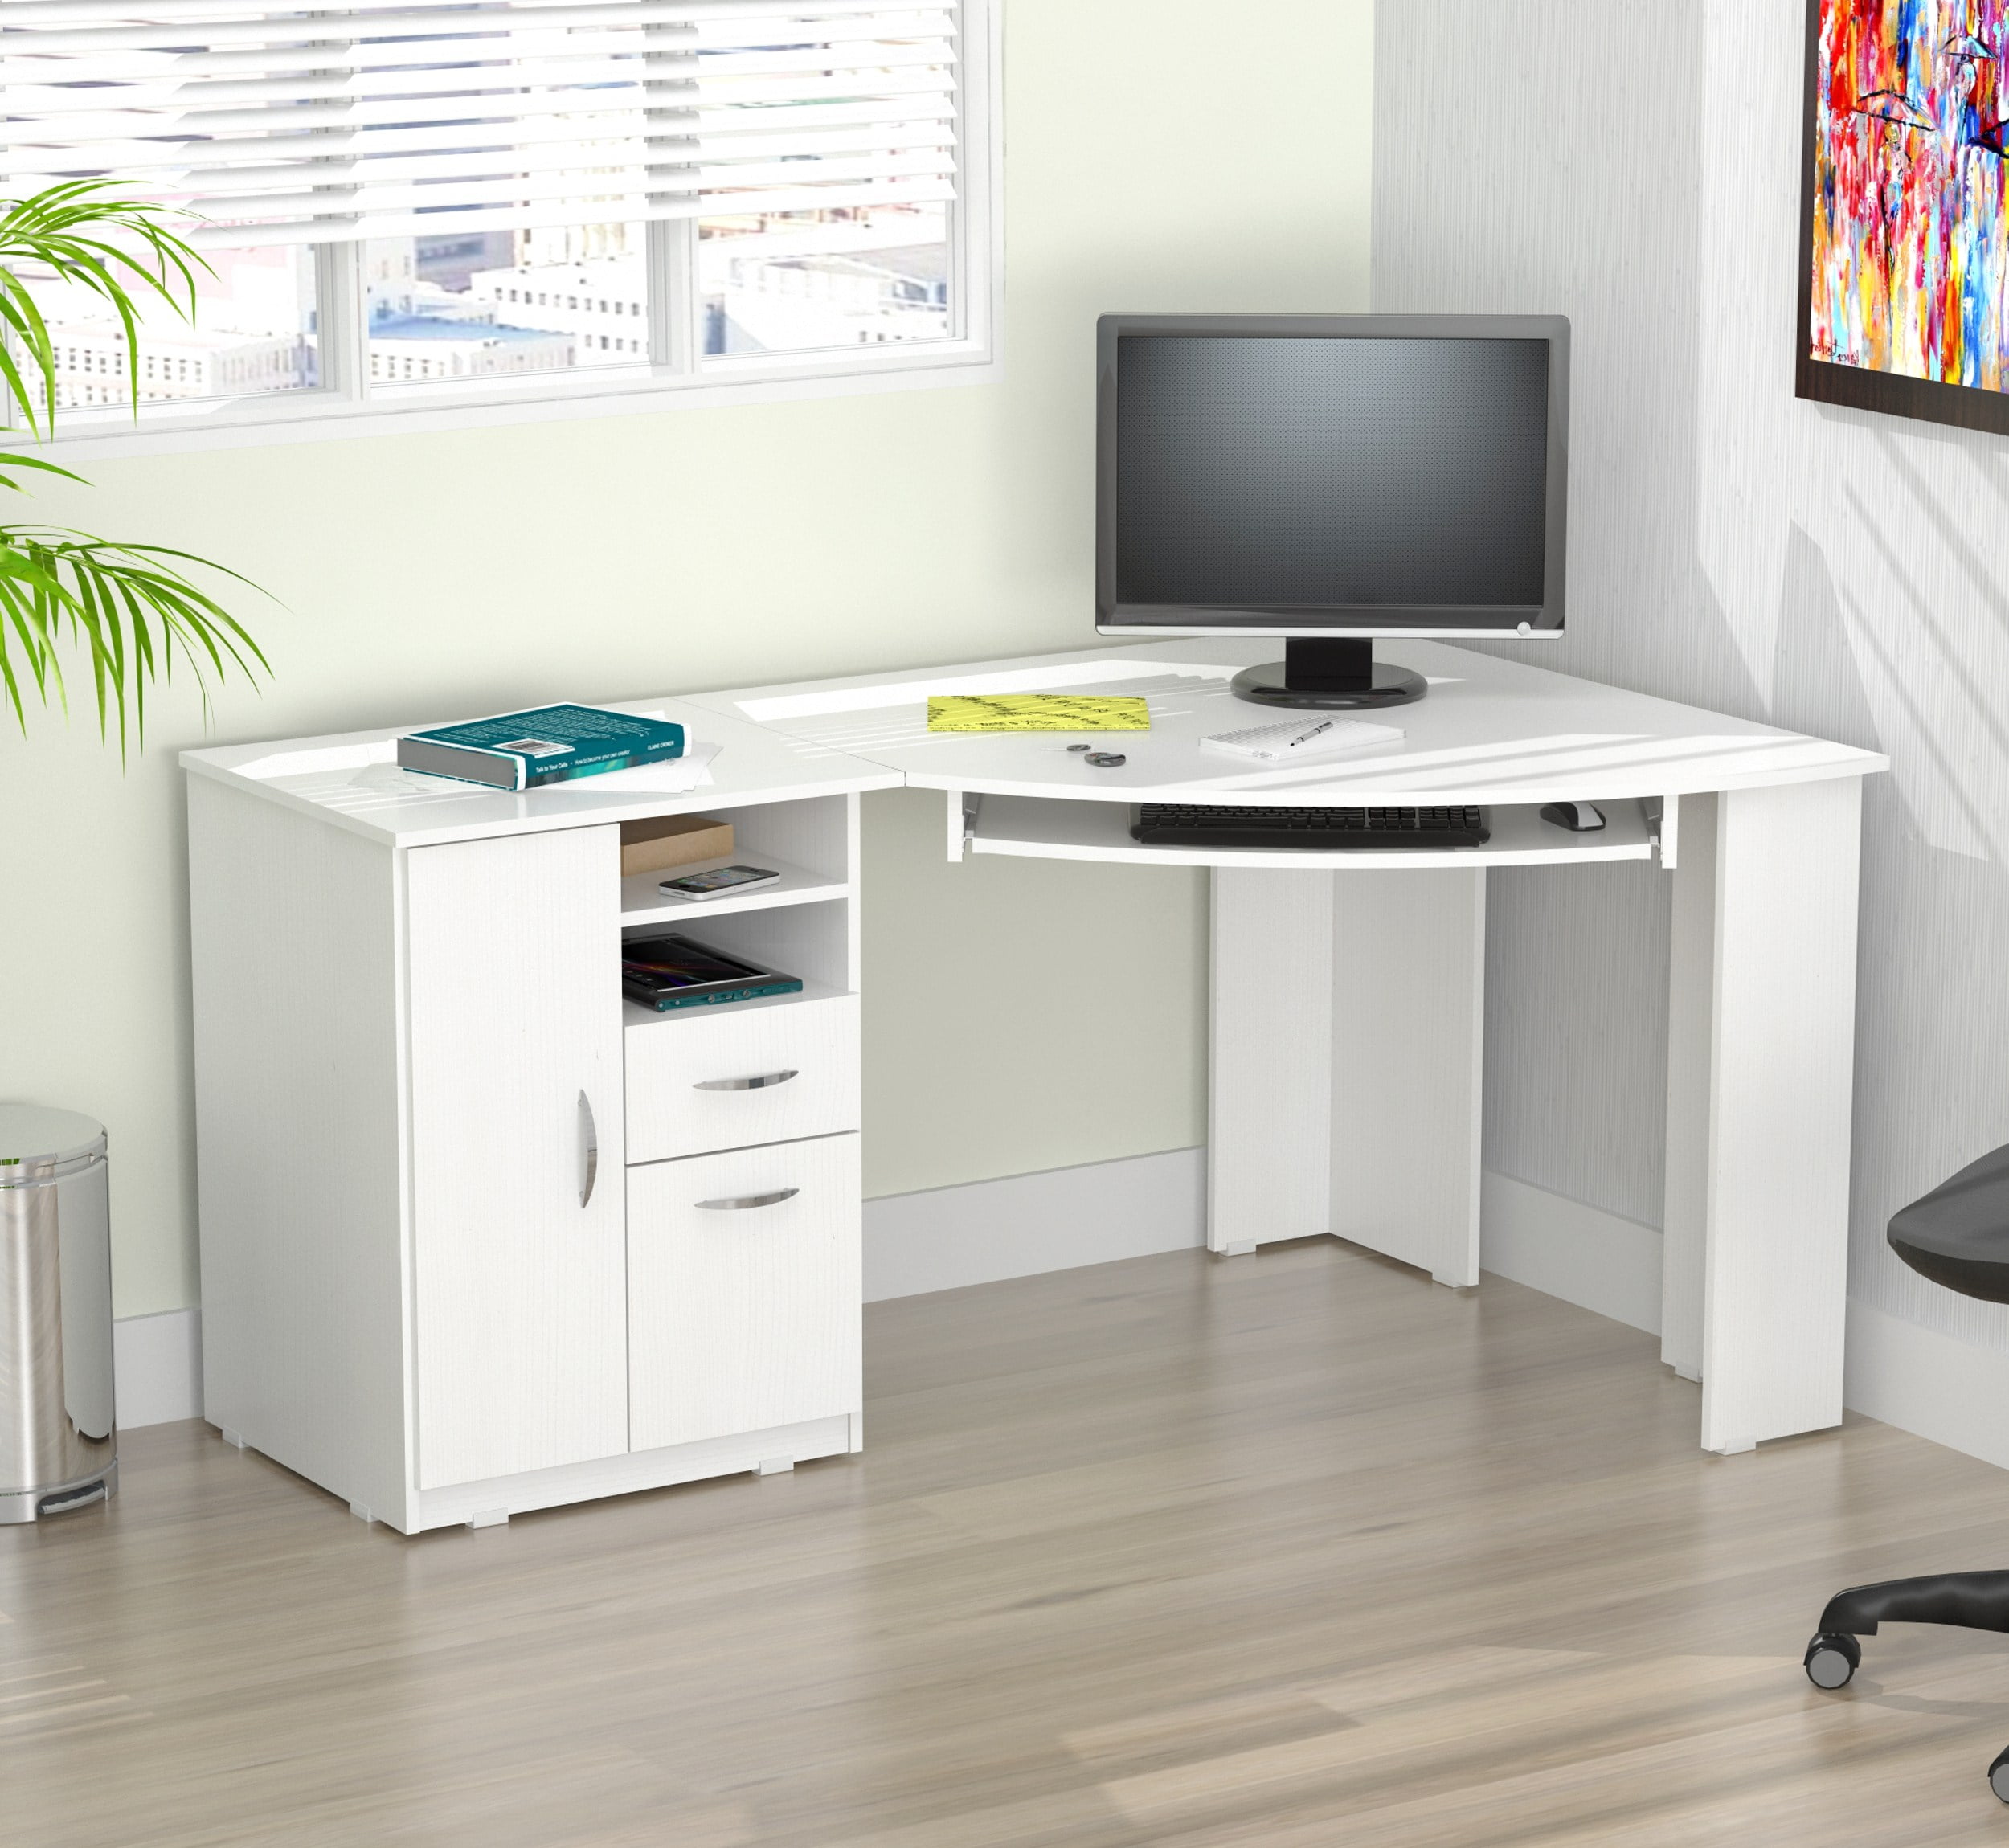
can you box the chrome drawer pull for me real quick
[578,1090,599,1208]
[694,1069,799,1093]
[696,1188,800,1212]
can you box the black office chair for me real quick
[1803,1143,2009,1801]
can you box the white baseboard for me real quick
[1843,1301,2009,1471]
[864,1147,1207,1301]
[113,1162,2009,1477]
[115,1307,203,1430]
[1478,1170,2009,1473]
[110,1155,1208,1429]
[1479,1171,1663,1335]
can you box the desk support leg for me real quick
[1662,791,1716,1388]
[1209,867,1485,1287]
[1210,870,1336,1255]
[1661,782,1863,1454]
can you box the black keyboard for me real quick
[1131,803,1490,850]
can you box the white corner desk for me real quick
[182,637,1884,1531]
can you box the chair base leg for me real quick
[1817,1570,2009,1640]
[1805,1572,2009,1693]
[1809,1572,2009,1797]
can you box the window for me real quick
[5,0,994,448]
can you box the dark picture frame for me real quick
[1796,0,2009,437]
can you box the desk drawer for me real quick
[627,1135,861,1452]
[624,993,858,1163]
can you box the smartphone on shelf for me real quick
[657,863,782,901]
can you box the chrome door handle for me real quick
[695,1188,799,1212]
[578,1090,599,1208]
[693,1070,799,1093]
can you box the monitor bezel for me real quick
[1095,312,1571,640]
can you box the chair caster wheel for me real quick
[1804,1632,1860,1690]
[1990,1744,2009,1805]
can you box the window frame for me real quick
[34,0,1000,463]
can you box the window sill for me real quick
[35,335,1001,462]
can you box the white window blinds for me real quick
[0,0,959,249]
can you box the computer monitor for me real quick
[1096,313,1570,709]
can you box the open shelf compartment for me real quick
[620,792,853,926]
[622,857,857,1028]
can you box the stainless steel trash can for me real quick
[0,1105,117,1523]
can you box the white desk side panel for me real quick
[1662,793,1715,1384]
[406,824,630,1490]
[1328,868,1486,1287]
[187,777,413,1526]
[1696,778,1864,1452]
[1209,870,1336,1251]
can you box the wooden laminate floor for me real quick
[7,1239,2009,1846]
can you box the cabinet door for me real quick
[407,825,628,1489]
[628,1135,861,1453]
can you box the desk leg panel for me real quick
[1328,867,1485,1286]
[1209,870,1336,1253]
[1209,866,1485,1286]
[1677,780,1863,1453]
[1662,793,1716,1385]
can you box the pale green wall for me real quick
[0,0,1374,1317]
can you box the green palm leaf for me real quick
[0,180,209,436]
[0,179,273,747]
[0,526,269,756]
[0,441,84,495]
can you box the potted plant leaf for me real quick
[0,180,268,750]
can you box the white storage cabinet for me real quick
[185,734,878,1535]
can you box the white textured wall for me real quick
[0,0,1376,1318]
[1376,0,2009,1348]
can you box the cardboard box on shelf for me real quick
[619,814,734,878]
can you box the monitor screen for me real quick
[1098,317,1568,636]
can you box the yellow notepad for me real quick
[926,695,1152,733]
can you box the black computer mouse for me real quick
[1540,800,1606,832]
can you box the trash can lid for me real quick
[0,1103,106,1170]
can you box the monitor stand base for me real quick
[1230,638,1428,710]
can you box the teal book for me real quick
[398,704,685,790]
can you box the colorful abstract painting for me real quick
[1802,1,2009,429]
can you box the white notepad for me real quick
[1199,716,1405,763]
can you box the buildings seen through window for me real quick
[33,202,954,413]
